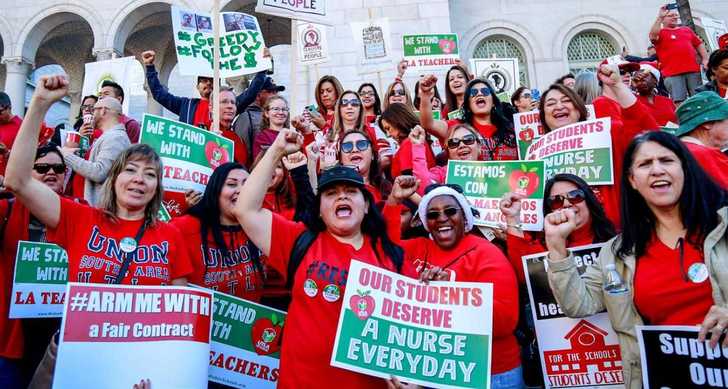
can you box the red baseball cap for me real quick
[600,55,640,73]
[719,33,728,50]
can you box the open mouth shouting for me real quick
[649,179,672,194]
[473,96,488,109]
[335,203,353,218]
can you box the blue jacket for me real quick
[145,65,267,125]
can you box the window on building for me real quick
[473,35,529,86]
[567,30,618,74]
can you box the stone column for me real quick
[1,57,33,116]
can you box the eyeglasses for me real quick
[269,107,290,113]
[521,93,532,99]
[80,104,94,111]
[425,207,460,220]
[447,134,477,149]
[340,139,370,153]
[547,189,586,210]
[33,163,66,174]
[469,87,492,97]
[340,98,362,107]
[392,90,406,96]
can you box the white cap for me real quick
[417,186,476,234]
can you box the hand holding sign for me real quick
[698,305,728,348]
[544,208,577,260]
[396,59,408,79]
[141,50,156,66]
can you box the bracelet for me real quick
[505,222,523,230]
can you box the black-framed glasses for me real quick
[447,134,477,149]
[392,90,406,96]
[33,163,66,174]
[469,87,492,97]
[426,207,460,220]
[340,139,370,153]
[341,98,362,107]
[80,104,94,111]
[547,189,586,210]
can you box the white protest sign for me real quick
[82,56,146,121]
[699,17,728,52]
[297,21,329,65]
[255,0,330,25]
[350,18,394,73]
[172,6,272,78]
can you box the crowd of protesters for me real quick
[0,4,727,389]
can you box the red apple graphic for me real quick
[349,290,375,320]
[250,313,284,355]
[204,140,230,168]
[509,164,540,196]
[519,127,535,142]
[438,39,455,54]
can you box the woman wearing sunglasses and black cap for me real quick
[419,76,517,161]
[234,128,404,389]
[383,177,522,389]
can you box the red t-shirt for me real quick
[445,119,518,161]
[268,213,397,389]
[263,191,296,220]
[391,138,436,178]
[0,199,28,359]
[0,116,22,175]
[399,234,520,374]
[633,236,713,325]
[221,129,248,167]
[171,215,264,301]
[637,95,677,127]
[655,27,703,77]
[47,198,193,285]
[684,141,728,188]
[193,99,212,130]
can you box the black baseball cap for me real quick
[262,77,285,92]
[317,165,364,192]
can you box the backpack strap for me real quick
[0,198,14,241]
[286,229,318,289]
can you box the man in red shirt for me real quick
[632,62,677,126]
[649,4,709,104]
[0,92,22,176]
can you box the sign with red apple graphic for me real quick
[446,160,545,231]
[208,289,285,389]
[403,33,459,72]
[140,114,234,195]
[525,117,613,185]
[513,110,546,160]
[332,260,493,389]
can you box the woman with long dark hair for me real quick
[357,83,382,125]
[443,64,472,116]
[379,103,436,178]
[251,151,296,220]
[311,75,344,130]
[420,76,518,161]
[337,130,390,204]
[171,162,264,300]
[234,129,403,388]
[546,131,728,387]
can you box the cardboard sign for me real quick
[9,241,68,318]
[255,0,330,25]
[446,160,545,231]
[53,283,212,388]
[331,260,493,388]
[514,106,596,160]
[525,117,613,185]
[470,58,520,97]
[403,34,459,72]
[297,21,329,65]
[350,19,393,72]
[523,244,625,388]
[172,6,272,77]
[208,290,286,388]
[636,325,728,389]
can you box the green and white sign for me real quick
[208,290,285,388]
[513,110,545,160]
[525,117,613,185]
[172,6,272,77]
[331,260,493,389]
[10,241,68,318]
[446,160,545,231]
[403,34,459,72]
[140,114,234,194]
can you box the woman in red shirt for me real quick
[4,75,192,287]
[443,64,472,117]
[253,95,290,160]
[338,130,389,205]
[234,128,404,389]
[632,64,677,126]
[379,103,436,178]
[357,83,382,125]
[410,123,481,187]
[384,178,521,388]
[251,152,296,220]
[545,131,728,386]
[171,162,264,301]
[419,76,518,161]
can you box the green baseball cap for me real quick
[673,91,728,137]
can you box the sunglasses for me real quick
[33,163,66,174]
[619,70,633,76]
[469,87,492,97]
[340,98,362,107]
[547,189,586,210]
[340,139,371,153]
[447,134,477,149]
[426,207,460,220]
[392,90,406,96]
